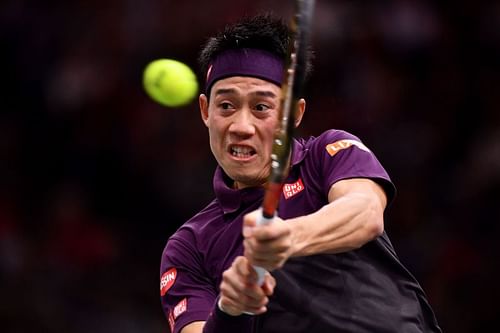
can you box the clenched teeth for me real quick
[231,146,255,158]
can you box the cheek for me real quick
[264,121,279,141]
[208,122,226,147]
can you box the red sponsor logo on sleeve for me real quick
[168,310,175,332]
[160,268,177,296]
[283,178,305,199]
[173,298,188,319]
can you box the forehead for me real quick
[210,76,281,98]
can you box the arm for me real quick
[181,322,205,333]
[243,178,387,270]
[290,177,387,256]
[179,257,276,333]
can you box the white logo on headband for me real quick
[206,64,213,83]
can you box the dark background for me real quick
[1,0,499,332]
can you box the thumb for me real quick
[242,209,260,237]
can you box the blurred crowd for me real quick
[1,0,499,332]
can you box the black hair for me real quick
[198,13,313,85]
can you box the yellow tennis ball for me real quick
[143,59,198,107]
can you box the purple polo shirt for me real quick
[160,129,441,333]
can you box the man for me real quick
[160,14,441,333]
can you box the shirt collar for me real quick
[290,137,308,166]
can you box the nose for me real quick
[228,110,255,138]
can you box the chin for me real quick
[232,173,268,188]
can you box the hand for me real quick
[219,256,275,316]
[242,209,294,271]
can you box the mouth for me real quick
[229,145,256,159]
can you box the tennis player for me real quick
[160,14,441,333]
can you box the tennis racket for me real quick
[254,0,315,286]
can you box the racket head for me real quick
[262,0,316,218]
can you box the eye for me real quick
[219,102,234,110]
[255,104,271,112]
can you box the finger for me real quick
[225,258,268,306]
[251,258,284,271]
[244,237,291,254]
[221,280,269,312]
[222,258,256,296]
[262,274,276,296]
[251,223,290,242]
[244,238,290,266]
[245,246,287,270]
[221,289,268,315]
[234,257,258,284]
[218,295,243,316]
[221,269,246,300]
[237,278,269,305]
[242,210,260,229]
[220,295,267,316]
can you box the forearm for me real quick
[289,189,385,257]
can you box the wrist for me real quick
[203,297,253,333]
[217,297,242,317]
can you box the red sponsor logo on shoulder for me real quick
[283,178,305,199]
[160,268,177,296]
[173,298,188,319]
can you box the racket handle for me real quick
[253,212,274,285]
[256,212,274,226]
[255,266,267,286]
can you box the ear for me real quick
[294,98,306,128]
[199,94,209,127]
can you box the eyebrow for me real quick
[213,88,237,96]
[213,88,278,99]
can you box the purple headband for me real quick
[205,48,284,94]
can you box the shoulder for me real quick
[303,129,361,147]
[297,129,395,201]
[301,129,365,150]
[162,199,223,262]
[167,199,223,245]
[295,129,370,164]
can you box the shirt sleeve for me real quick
[313,130,396,203]
[160,233,217,333]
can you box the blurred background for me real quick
[1,0,499,332]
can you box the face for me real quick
[199,76,281,189]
